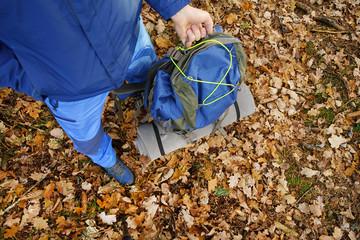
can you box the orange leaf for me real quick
[4,225,18,239]
[0,170,8,181]
[39,235,49,240]
[242,1,253,11]
[134,212,146,226]
[97,194,111,209]
[14,184,25,196]
[73,207,85,215]
[155,37,173,49]
[43,181,55,199]
[34,134,45,146]
[24,102,42,119]
[55,216,70,228]
[124,110,136,123]
[124,204,139,214]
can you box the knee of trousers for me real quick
[72,125,105,155]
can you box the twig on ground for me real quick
[0,172,49,217]
[310,29,352,34]
[289,177,319,211]
[295,1,347,31]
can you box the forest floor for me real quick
[1,0,359,239]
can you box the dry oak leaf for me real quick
[208,177,218,192]
[126,216,138,229]
[24,102,42,119]
[155,36,172,49]
[4,225,19,239]
[300,167,319,178]
[142,195,159,220]
[29,172,48,181]
[56,180,75,196]
[4,215,20,228]
[0,170,8,181]
[125,204,139,214]
[43,181,55,199]
[134,212,146,226]
[226,13,237,24]
[181,207,194,228]
[228,173,241,188]
[32,217,49,230]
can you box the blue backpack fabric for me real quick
[144,31,247,131]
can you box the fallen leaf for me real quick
[32,217,49,230]
[47,138,61,149]
[0,120,7,133]
[126,216,138,229]
[43,181,55,199]
[155,37,172,48]
[142,195,158,220]
[29,172,48,181]
[274,222,298,237]
[99,212,117,225]
[156,19,166,34]
[226,13,237,24]
[328,134,347,148]
[181,207,194,228]
[56,180,75,196]
[309,196,324,217]
[275,204,286,213]
[298,203,310,214]
[319,236,335,240]
[0,170,8,181]
[125,204,139,214]
[333,227,342,240]
[50,128,64,139]
[81,181,92,191]
[4,225,18,239]
[340,207,355,219]
[24,102,41,119]
[21,190,44,201]
[161,168,174,182]
[228,173,241,188]
[284,195,296,205]
[300,167,319,178]
[208,177,218,192]
[4,216,20,227]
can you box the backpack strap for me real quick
[112,82,146,95]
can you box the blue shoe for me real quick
[105,158,135,185]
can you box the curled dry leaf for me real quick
[21,190,44,201]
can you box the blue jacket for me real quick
[0,0,189,101]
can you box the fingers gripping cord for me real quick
[170,39,236,106]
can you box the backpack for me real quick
[112,30,255,160]
[144,31,247,131]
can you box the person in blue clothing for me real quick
[0,1,213,185]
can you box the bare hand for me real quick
[170,5,213,48]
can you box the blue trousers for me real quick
[45,18,156,168]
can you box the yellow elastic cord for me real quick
[170,39,236,106]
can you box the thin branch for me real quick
[0,172,49,217]
[310,29,352,34]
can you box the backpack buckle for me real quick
[164,48,184,61]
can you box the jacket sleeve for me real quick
[145,0,190,21]
[0,44,39,100]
